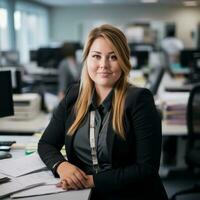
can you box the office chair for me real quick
[170,84,200,200]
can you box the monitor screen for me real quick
[0,71,14,117]
[130,50,149,69]
[0,68,22,94]
[180,49,200,70]
[180,49,200,82]
[36,43,82,69]
[36,47,63,68]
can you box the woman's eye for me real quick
[110,55,117,61]
[92,55,101,60]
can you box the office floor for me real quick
[163,169,200,200]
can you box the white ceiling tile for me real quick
[32,0,200,7]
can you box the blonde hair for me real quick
[68,24,132,139]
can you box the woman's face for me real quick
[86,37,122,90]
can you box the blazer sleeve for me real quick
[93,88,162,193]
[37,88,71,175]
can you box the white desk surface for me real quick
[0,112,50,134]
[0,135,91,200]
[162,121,187,136]
[3,189,91,200]
[0,111,187,136]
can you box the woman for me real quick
[58,42,81,100]
[38,24,168,200]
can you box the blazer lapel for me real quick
[65,111,76,161]
[106,114,115,163]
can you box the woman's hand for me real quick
[86,175,94,188]
[56,161,90,190]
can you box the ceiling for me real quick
[32,0,200,7]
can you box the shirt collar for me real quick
[90,88,114,112]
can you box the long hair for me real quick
[68,24,132,139]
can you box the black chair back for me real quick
[186,84,200,167]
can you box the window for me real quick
[0,8,9,50]
[15,2,49,63]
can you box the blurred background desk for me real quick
[162,121,187,136]
[0,112,50,135]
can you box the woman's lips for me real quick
[98,72,112,77]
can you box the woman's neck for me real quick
[95,86,112,106]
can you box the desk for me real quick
[0,112,50,135]
[160,121,188,177]
[3,189,91,200]
[0,135,91,200]
[0,110,187,136]
[162,121,187,136]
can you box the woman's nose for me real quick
[99,57,108,68]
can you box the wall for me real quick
[49,4,200,48]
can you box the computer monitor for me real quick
[180,49,200,69]
[180,49,200,82]
[0,50,20,66]
[36,43,82,69]
[0,71,14,117]
[0,68,22,94]
[36,47,63,69]
[130,50,149,69]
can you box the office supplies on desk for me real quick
[0,153,46,177]
[0,151,12,160]
[163,102,187,125]
[0,175,45,199]
[1,170,91,199]
[0,146,11,151]
[0,140,16,146]
[8,93,41,120]
[0,173,10,183]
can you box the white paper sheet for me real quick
[0,175,45,199]
[0,153,46,177]
[11,185,64,198]
[10,171,91,199]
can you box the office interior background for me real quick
[1,0,200,199]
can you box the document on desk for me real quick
[10,185,64,198]
[0,175,45,199]
[10,171,91,199]
[11,187,91,199]
[9,171,60,198]
[0,171,57,199]
[0,153,46,177]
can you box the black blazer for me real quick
[38,84,168,200]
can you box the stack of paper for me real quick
[9,171,63,198]
[0,175,45,199]
[163,102,187,125]
[11,187,91,199]
[0,153,91,199]
[0,153,46,177]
